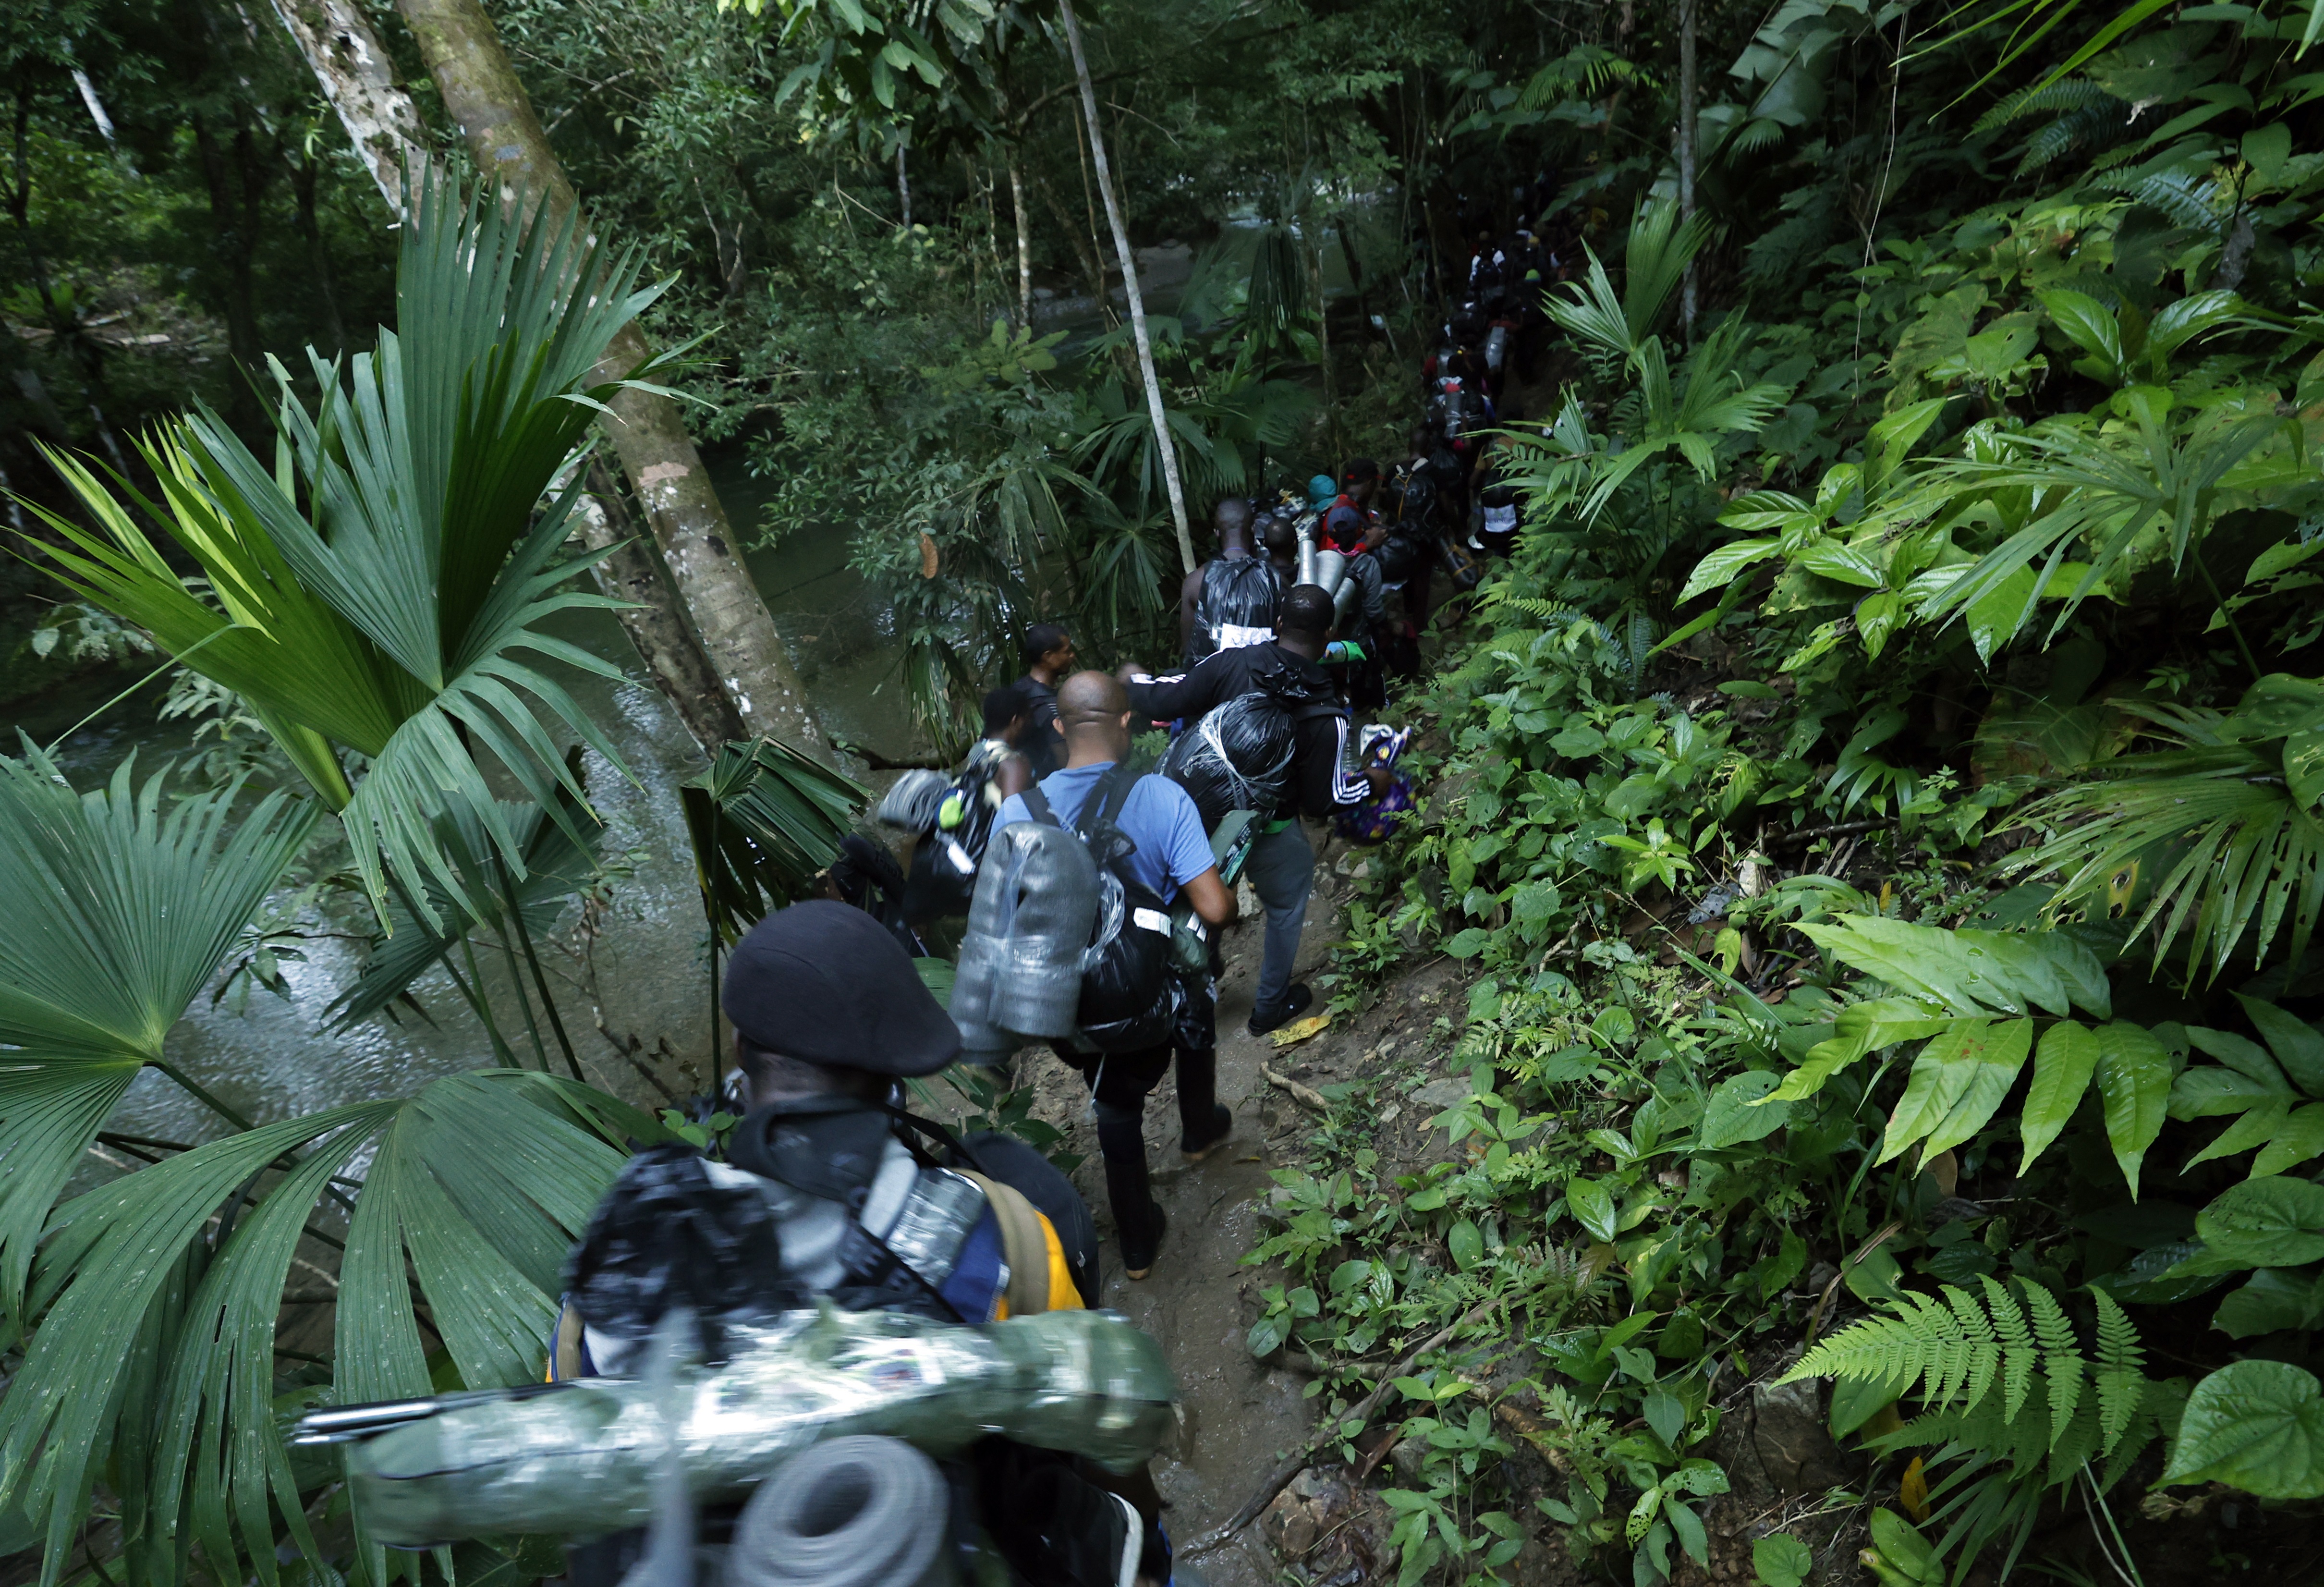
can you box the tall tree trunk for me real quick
[1008,154,1033,327]
[1055,0,1194,574]
[576,460,747,750]
[1678,0,1697,343]
[266,0,807,762]
[264,0,435,201]
[390,0,832,762]
[895,142,911,229]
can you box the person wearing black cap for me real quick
[556,900,1168,1587]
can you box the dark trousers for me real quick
[1068,1038,1217,1258]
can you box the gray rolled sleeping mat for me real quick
[727,1436,952,1587]
[325,1306,1175,1545]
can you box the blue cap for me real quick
[1307,474,1338,510]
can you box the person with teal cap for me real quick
[1306,473,1337,512]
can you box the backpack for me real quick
[901,741,1013,919]
[1021,764,1177,1054]
[1189,556,1282,661]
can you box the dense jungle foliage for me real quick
[5,0,2324,1585]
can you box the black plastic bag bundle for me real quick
[563,1145,806,1362]
[1073,869,1179,1052]
[1160,692,1295,830]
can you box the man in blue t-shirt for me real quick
[994,671,1237,1281]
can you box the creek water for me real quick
[34,450,915,1153]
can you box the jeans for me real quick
[1245,818,1314,1012]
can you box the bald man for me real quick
[992,671,1237,1281]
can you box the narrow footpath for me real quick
[1020,856,1362,1587]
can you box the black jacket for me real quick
[1128,643,1369,821]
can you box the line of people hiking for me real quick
[348,263,1556,1587]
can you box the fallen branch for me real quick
[1261,1065,1329,1111]
[1180,1297,1502,1558]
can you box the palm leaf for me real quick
[332,777,605,1030]
[683,738,870,944]
[2012,696,2324,978]
[0,1071,648,1587]
[0,746,316,1329]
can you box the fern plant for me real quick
[1785,1280,2169,1582]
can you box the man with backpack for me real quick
[1178,497,1282,664]
[554,901,1168,1587]
[1122,586,1390,1037]
[993,671,1238,1281]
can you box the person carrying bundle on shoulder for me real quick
[1177,496,1282,666]
[1120,586,1390,1037]
[886,684,1036,930]
[552,901,1174,1587]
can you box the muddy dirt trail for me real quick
[1012,852,1378,1587]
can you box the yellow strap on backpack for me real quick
[959,1171,1083,1316]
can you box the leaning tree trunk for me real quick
[275,0,832,764]
[264,0,437,201]
[396,0,830,763]
[1055,0,1195,575]
[577,462,748,749]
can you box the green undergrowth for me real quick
[1248,187,2324,1587]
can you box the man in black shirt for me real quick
[1014,623,1075,780]
[1123,586,1387,1034]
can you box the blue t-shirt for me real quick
[994,762,1216,905]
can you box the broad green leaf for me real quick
[1881,1019,2031,1164]
[2195,1178,2324,1268]
[2253,1104,2324,1178]
[2171,1066,2290,1119]
[1834,997,1960,1048]
[2189,1025,2288,1090]
[2185,1099,2292,1171]
[1448,1218,1484,1271]
[1677,538,1782,605]
[1921,1018,2034,1159]
[1700,1071,1792,1149]
[2212,1269,2324,1340]
[1566,1177,1618,1244]
[2038,290,2122,378]
[2093,1022,2171,1197]
[1764,1030,1875,1103]
[2237,994,2324,1096]
[2163,1360,2324,1498]
[1753,1533,1814,1587]
[2020,1020,2097,1174]
[1796,917,2106,1017]
[2288,728,2324,812]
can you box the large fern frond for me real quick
[1783,1280,2150,1465]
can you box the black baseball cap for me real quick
[721,901,960,1076]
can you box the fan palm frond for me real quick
[683,738,869,945]
[14,168,673,932]
[0,745,316,1336]
[2011,682,2324,980]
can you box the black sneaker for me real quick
[1181,1105,1234,1163]
[1246,983,1314,1037]
[1124,1206,1169,1281]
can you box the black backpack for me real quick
[1021,765,1177,1053]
